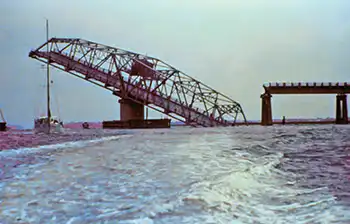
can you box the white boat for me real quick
[34,19,64,134]
[34,116,64,134]
[0,108,7,131]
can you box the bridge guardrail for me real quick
[263,82,348,87]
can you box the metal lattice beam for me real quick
[29,38,247,127]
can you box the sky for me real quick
[1,0,350,128]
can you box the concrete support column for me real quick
[336,94,341,123]
[344,95,348,124]
[335,94,348,124]
[119,99,144,121]
[261,93,273,126]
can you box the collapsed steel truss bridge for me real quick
[29,38,247,127]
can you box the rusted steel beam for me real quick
[29,38,247,127]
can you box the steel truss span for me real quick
[29,38,247,127]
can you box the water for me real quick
[0,125,350,223]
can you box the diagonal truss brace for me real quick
[29,38,247,127]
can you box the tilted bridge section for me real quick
[29,38,247,127]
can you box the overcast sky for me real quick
[1,0,349,128]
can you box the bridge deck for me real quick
[29,38,247,127]
[264,82,350,94]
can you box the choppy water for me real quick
[0,125,350,223]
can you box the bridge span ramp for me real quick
[29,38,247,127]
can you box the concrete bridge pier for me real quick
[261,93,273,126]
[119,98,144,121]
[336,94,348,124]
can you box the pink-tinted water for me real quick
[63,122,102,129]
[0,126,116,151]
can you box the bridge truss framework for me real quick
[29,38,247,127]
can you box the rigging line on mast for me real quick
[33,74,46,117]
[34,84,44,117]
[35,64,48,117]
[0,109,6,122]
[51,82,62,120]
[46,18,51,133]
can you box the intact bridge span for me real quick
[261,82,349,126]
[29,38,247,127]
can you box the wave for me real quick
[139,142,349,223]
[1,126,350,223]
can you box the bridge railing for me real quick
[263,82,349,87]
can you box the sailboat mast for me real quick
[46,19,51,133]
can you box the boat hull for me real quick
[34,117,64,134]
[34,123,64,134]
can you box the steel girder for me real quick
[29,38,247,127]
